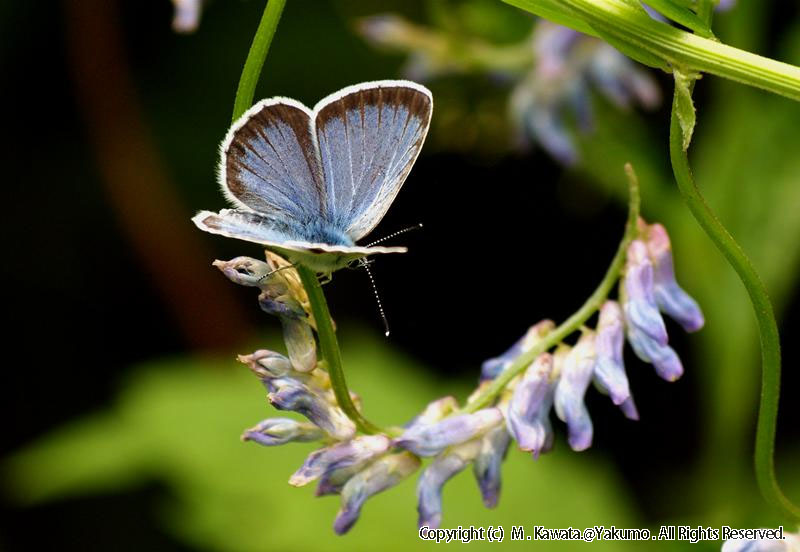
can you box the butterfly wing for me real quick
[313,80,432,241]
[220,98,325,226]
[192,209,405,274]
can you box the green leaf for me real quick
[502,0,598,38]
[673,68,698,150]
[638,0,715,38]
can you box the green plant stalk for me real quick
[228,0,386,435]
[296,265,385,435]
[465,164,640,412]
[669,94,800,520]
[231,0,286,122]
[504,0,800,101]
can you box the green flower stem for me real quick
[296,265,386,435]
[231,0,286,122]
[505,0,800,101]
[669,95,800,520]
[465,164,640,412]
[229,0,386,435]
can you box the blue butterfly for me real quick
[193,80,433,275]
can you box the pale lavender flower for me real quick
[241,418,325,447]
[405,396,459,428]
[172,0,203,33]
[553,334,597,451]
[641,221,704,333]
[618,396,640,420]
[623,240,669,345]
[506,353,556,457]
[511,22,660,164]
[280,319,317,373]
[417,440,483,529]
[290,435,391,487]
[593,301,633,407]
[626,325,684,381]
[472,425,511,507]
[587,44,661,110]
[215,255,317,372]
[239,349,293,379]
[268,377,356,441]
[334,452,421,535]
[481,320,555,380]
[395,408,503,457]
[716,0,736,12]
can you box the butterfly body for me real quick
[194,80,433,276]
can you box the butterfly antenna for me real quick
[257,263,296,282]
[366,223,423,247]
[359,260,390,337]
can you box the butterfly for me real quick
[193,80,433,276]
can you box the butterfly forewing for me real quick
[314,82,432,241]
[221,99,325,222]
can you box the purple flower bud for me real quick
[405,396,459,429]
[268,378,356,441]
[213,256,271,287]
[238,349,293,379]
[554,334,596,451]
[588,45,661,110]
[623,240,669,346]
[417,441,482,529]
[481,320,555,381]
[394,408,503,457]
[315,465,359,497]
[626,325,684,382]
[593,301,631,405]
[241,418,325,446]
[643,222,704,333]
[506,353,556,457]
[334,452,420,535]
[618,396,639,421]
[716,0,736,12]
[472,426,511,508]
[290,435,391,487]
[533,23,581,78]
[172,0,203,33]
[281,319,317,373]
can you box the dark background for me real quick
[1,0,799,550]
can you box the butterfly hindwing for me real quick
[314,81,432,241]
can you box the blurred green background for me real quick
[1,0,798,550]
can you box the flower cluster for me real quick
[509,22,660,164]
[219,217,703,534]
[357,16,660,163]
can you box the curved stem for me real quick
[505,0,800,101]
[231,0,286,122]
[669,94,800,520]
[296,265,385,435]
[465,164,640,412]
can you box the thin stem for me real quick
[505,0,800,101]
[669,92,800,520]
[229,0,388,436]
[465,164,640,412]
[296,265,385,435]
[232,0,287,122]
